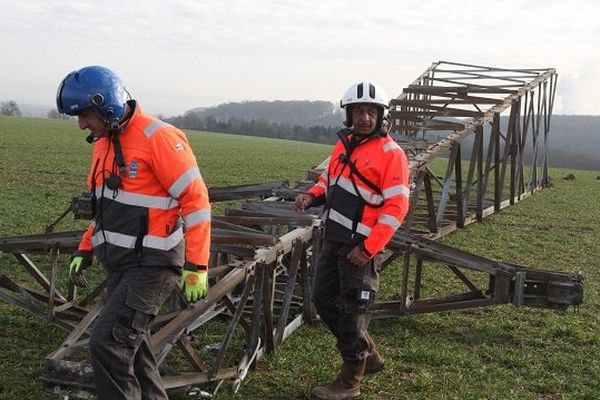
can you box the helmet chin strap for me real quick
[109,119,120,134]
[108,119,127,178]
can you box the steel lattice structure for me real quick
[389,60,557,237]
[0,61,581,399]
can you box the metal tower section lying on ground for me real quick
[389,60,557,238]
[0,62,578,398]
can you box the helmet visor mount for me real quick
[91,94,104,106]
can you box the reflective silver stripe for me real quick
[144,119,170,138]
[91,230,131,248]
[89,220,96,228]
[356,222,372,237]
[183,208,211,228]
[95,187,178,210]
[144,227,184,250]
[330,176,383,205]
[383,141,401,153]
[169,167,202,198]
[378,214,401,230]
[320,170,329,180]
[328,209,372,237]
[382,184,410,199]
[91,227,183,251]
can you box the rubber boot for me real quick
[311,359,366,400]
[365,334,384,374]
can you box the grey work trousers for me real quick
[89,266,178,400]
[312,240,380,362]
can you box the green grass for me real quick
[1,115,600,399]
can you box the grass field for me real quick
[1,115,599,400]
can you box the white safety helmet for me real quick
[340,81,389,131]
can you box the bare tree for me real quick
[1,100,23,116]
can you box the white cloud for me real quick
[0,0,598,115]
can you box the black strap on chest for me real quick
[336,130,384,204]
[110,121,127,178]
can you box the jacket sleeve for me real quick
[150,127,211,268]
[78,223,94,253]
[363,144,410,256]
[307,146,339,201]
[77,146,98,254]
[307,162,329,200]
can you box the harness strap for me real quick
[336,129,384,206]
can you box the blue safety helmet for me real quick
[56,66,128,123]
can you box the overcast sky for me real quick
[1,0,598,116]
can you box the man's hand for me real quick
[68,252,92,287]
[346,246,372,267]
[294,193,314,212]
[180,268,208,303]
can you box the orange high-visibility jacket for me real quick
[77,102,211,270]
[308,131,410,256]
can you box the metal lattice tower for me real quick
[389,60,557,237]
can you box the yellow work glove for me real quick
[180,263,208,302]
[68,251,92,287]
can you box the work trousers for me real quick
[89,266,178,400]
[312,240,380,362]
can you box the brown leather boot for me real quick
[311,359,366,400]
[365,334,385,374]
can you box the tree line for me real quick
[1,100,22,116]
[3,99,598,170]
[164,113,339,144]
[1,100,70,119]
[162,100,345,144]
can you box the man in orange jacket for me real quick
[295,81,410,400]
[57,66,211,399]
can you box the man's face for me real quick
[77,109,108,138]
[351,104,378,135]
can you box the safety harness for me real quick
[324,129,386,243]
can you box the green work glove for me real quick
[68,252,92,287]
[180,263,208,302]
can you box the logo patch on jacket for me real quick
[129,160,139,178]
[174,143,184,151]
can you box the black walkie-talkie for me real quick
[106,120,127,190]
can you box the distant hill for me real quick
[179,100,343,128]
[4,99,598,170]
[457,115,600,171]
[546,115,600,170]
[168,100,598,170]
[165,100,345,144]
